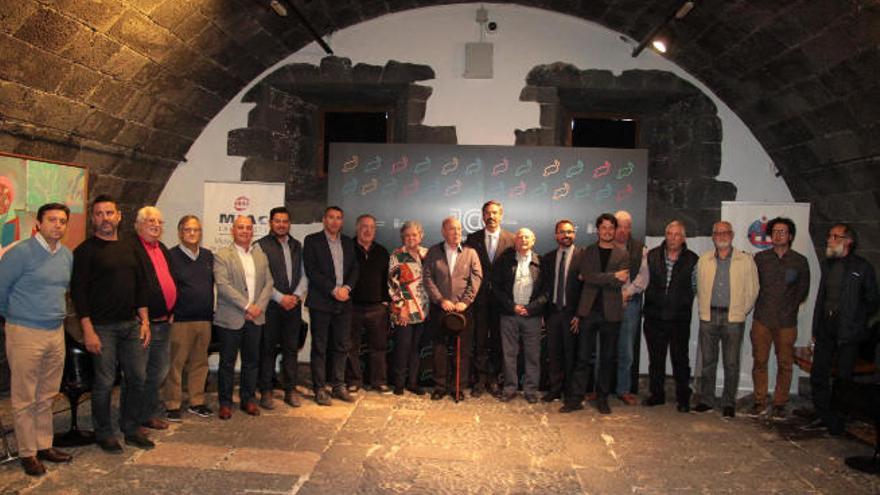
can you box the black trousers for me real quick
[393,323,424,389]
[218,322,261,407]
[432,306,473,392]
[259,303,301,394]
[545,309,573,396]
[582,314,620,400]
[472,301,501,387]
[810,316,858,424]
[310,308,351,390]
[644,318,692,405]
[346,303,390,387]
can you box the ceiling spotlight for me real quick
[269,0,288,17]
[652,40,668,53]
[675,1,695,19]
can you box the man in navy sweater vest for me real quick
[0,203,74,476]
[163,215,214,421]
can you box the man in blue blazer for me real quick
[303,206,360,406]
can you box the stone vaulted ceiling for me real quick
[0,0,878,266]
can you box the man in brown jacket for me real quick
[423,216,483,401]
[573,213,629,415]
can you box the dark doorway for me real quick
[321,111,390,175]
[570,117,638,149]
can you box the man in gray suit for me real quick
[213,215,274,420]
[424,216,483,401]
[572,213,629,415]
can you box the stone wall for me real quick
[518,64,732,236]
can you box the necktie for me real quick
[556,250,566,308]
[487,235,496,262]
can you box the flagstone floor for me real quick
[0,385,876,494]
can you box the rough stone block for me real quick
[519,85,559,103]
[0,33,69,92]
[112,122,152,148]
[241,158,289,183]
[227,127,274,158]
[405,99,426,125]
[12,137,80,164]
[76,110,125,142]
[381,60,435,83]
[90,173,126,199]
[101,45,152,81]
[804,101,856,136]
[320,56,353,82]
[0,1,40,34]
[14,6,81,53]
[127,0,166,15]
[406,124,456,144]
[73,148,119,175]
[684,177,737,209]
[109,10,179,62]
[57,64,103,100]
[526,62,583,87]
[53,0,125,31]
[141,129,191,159]
[87,77,137,115]
[352,63,382,83]
[539,104,558,129]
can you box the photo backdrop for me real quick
[328,143,648,252]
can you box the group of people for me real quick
[0,195,876,478]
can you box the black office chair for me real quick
[54,332,95,447]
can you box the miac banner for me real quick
[202,181,284,252]
[711,201,819,394]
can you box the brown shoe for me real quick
[142,417,169,430]
[586,392,597,401]
[241,401,261,416]
[618,393,638,406]
[284,391,302,408]
[20,456,46,476]
[218,405,233,420]
[37,447,72,463]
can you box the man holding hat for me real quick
[423,216,483,401]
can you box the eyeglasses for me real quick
[771,229,789,235]
[182,228,201,233]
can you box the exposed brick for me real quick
[13,6,81,53]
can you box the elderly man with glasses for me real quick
[693,221,759,418]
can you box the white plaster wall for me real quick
[157,4,809,393]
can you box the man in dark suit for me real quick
[493,228,547,403]
[464,200,514,397]
[541,220,584,404]
[424,216,483,401]
[572,213,630,415]
[303,206,360,406]
[255,207,307,409]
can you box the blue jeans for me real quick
[218,322,262,407]
[616,297,642,395]
[91,320,147,439]
[141,321,170,421]
[698,309,745,408]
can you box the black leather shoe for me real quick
[393,386,405,396]
[487,382,500,397]
[431,389,446,400]
[642,395,665,407]
[37,448,72,463]
[722,406,735,418]
[451,391,466,401]
[315,389,332,406]
[597,399,612,415]
[97,437,123,453]
[406,386,426,396]
[499,392,516,402]
[375,384,392,395]
[124,432,155,450]
[559,402,584,413]
[677,403,690,413]
[470,384,484,398]
[525,394,539,404]
[541,390,562,403]
[694,403,713,413]
[332,387,355,403]
[20,456,46,476]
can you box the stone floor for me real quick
[0,385,876,494]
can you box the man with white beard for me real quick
[806,223,878,434]
[693,221,759,418]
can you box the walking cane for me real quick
[455,335,461,404]
[0,415,18,464]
